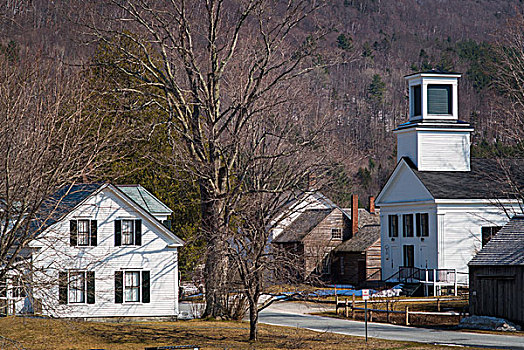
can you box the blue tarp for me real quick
[309,289,377,297]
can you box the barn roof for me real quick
[469,215,524,266]
[405,158,524,200]
[334,224,381,253]
[272,208,332,243]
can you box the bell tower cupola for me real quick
[395,70,473,171]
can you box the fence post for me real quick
[386,300,390,323]
[335,295,339,315]
[352,294,356,319]
[405,306,409,326]
[344,299,348,318]
[454,270,458,296]
[433,269,437,296]
[437,298,441,312]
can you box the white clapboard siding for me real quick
[417,131,470,171]
[396,129,417,165]
[31,186,179,318]
[435,202,519,283]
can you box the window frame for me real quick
[70,219,97,247]
[416,213,429,237]
[331,227,342,240]
[403,214,414,237]
[124,271,141,303]
[68,271,86,304]
[11,276,26,298]
[427,84,452,115]
[121,219,135,246]
[77,219,90,246]
[481,226,502,247]
[412,85,422,117]
[388,214,398,237]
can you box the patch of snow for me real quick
[459,315,521,332]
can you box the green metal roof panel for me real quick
[116,185,173,215]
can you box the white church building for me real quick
[376,71,523,292]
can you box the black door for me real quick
[403,245,414,267]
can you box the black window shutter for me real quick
[70,220,77,246]
[90,220,98,246]
[86,271,95,304]
[413,85,421,116]
[415,214,421,237]
[115,220,122,246]
[115,271,123,303]
[141,271,150,303]
[58,271,68,304]
[135,219,142,246]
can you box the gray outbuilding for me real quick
[468,215,524,326]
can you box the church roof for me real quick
[404,69,461,78]
[405,157,524,200]
[469,215,524,266]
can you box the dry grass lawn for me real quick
[0,316,475,350]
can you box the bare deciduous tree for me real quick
[87,0,344,318]
[0,54,123,308]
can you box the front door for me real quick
[403,245,414,267]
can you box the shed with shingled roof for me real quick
[468,215,524,325]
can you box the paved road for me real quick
[258,301,524,350]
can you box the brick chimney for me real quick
[369,196,375,214]
[351,194,358,236]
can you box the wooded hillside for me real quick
[1,0,522,275]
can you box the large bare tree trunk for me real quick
[248,298,259,341]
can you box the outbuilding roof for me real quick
[272,208,332,243]
[406,157,524,200]
[334,224,381,253]
[469,215,524,266]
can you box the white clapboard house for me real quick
[21,183,184,320]
[375,71,523,294]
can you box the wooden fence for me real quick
[333,295,468,326]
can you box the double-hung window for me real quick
[122,220,135,245]
[58,270,95,305]
[125,271,140,302]
[403,214,414,237]
[115,219,142,246]
[416,213,429,237]
[388,215,398,237]
[77,220,90,246]
[114,270,150,303]
[69,272,86,303]
[70,219,97,246]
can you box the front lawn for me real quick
[0,316,467,349]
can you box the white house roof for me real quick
[32,183,183,246]
[116,185,172,215]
